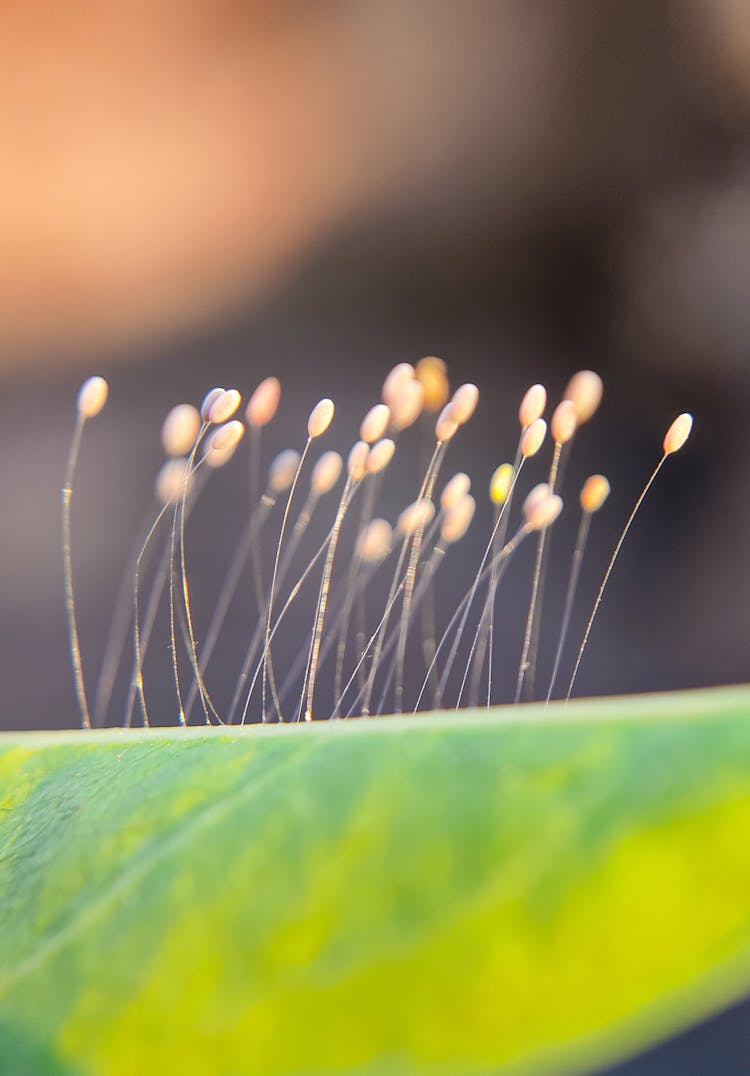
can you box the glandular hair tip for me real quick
[580,474,611,514]
[390,379,424,431]
[360,404,391,444]
[415,356,450,411]
[268,449,302,493]
[664,413,693,455]
[441,493,476,544]
[347,440,370,481]
[308,398,335,439]
[525,489,563,531]
[382,363,416,406]
[565,370,603,424]
[206,417,244,456]
[77,376,109,419]
[200,387,225,422]
[310,450,343,495]
[357,518,392,562]
[450,383,479,425]
[156,458,189,504]
[366,438,396,475]
[208,388,242,426]
[435,402,459,443]
[519,383,547,428]
[398,497,435,536]
[521,418,547,458]
[246,377,281,428]
[490,463,513,505]
[551,399,578,445]
[161,404,201,457]
[441,472,471,510]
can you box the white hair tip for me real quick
[77,376,109,419]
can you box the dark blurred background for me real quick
[0,2,748,1067]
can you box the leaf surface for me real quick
[1,686,749,1075]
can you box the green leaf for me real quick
[1,686,749,1075]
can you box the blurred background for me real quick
[0,1,749,1068]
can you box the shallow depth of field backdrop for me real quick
[0,3,749,1072]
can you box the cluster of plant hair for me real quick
[62,361,692,729]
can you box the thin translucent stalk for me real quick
[135,498,181,728]
[248,425,266,617]
[238,516,343,725]
[455,547,521,710]
[169,428,213,725]
[467,515,498,709]
[567,456,666,701]
[546,509,592,702]
[262,439,310,721]
[183,493,274,722]
[93,502,155,727]
[334,477,378,712]
[177,458,223,724]
[478,437,524,707]
[432,461,526,710]
[225,488,320,724]
[299,478,358,721]
[394,442,446,713]
[515,440,563,703]
[414,527,528,713]
[280,558,385,712]
[360,533,412,717]
[62,416,91,729]
[373,544,446,716]
[332,579,409,719]
[126,469,208,728]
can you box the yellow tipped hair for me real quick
[519,383,547,428]
[580,474,611,514]
[245,377,281,428]
[664,412,693,455]
[565,370,603,424]
[416,356,450,412]
[77,376,109,419]
[490,463,513,505]
[307,398,335,439]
